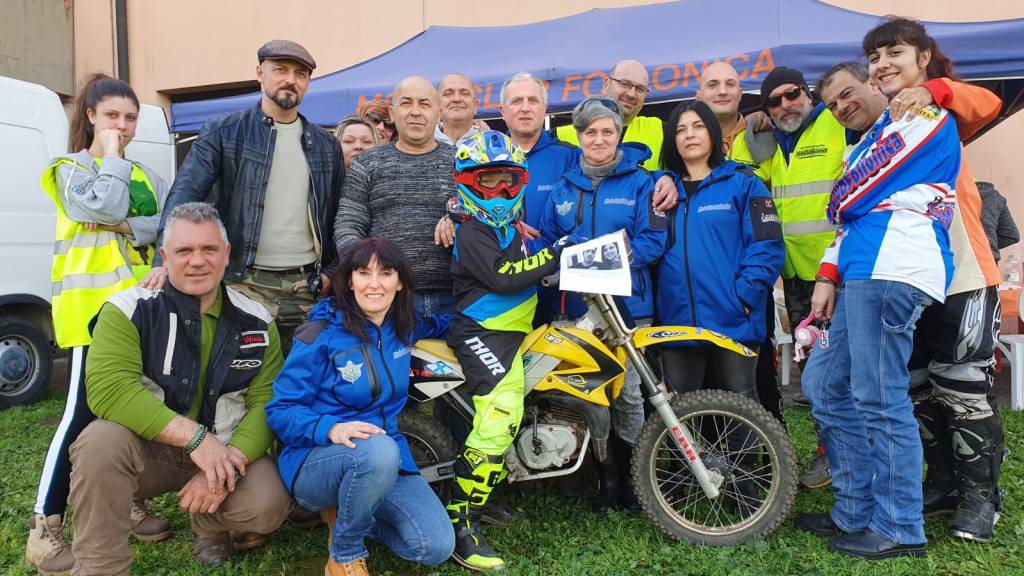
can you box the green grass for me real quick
[2,390,1023,575]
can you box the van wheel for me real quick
[0,317,53,408]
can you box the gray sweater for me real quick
[334,142,457,290]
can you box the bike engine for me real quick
[514,404,585,470]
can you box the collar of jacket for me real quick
[563,142,651,190]
[673,160,744,198]
[253,101,315,150]
[162,281,243,333]
[772,101,826,163]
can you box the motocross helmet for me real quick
[453,130,529,229]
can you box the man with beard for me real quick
[149,40,344,352]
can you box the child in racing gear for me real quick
[445,131,578,571]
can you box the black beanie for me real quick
[761,67,808,107]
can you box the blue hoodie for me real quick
[265,298,451,493]
[536,143,666,319]
[519,129,581,229]
[657,161,785,346]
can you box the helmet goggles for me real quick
[453,166,529,200]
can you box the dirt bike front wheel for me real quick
[632,389,798,547]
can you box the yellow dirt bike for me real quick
[398,273,797,546]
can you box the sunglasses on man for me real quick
[764,86,805,109]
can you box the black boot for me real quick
[915,400,958,515]
[949,414,1004,543]
[592,438,621,516]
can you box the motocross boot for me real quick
[915,400,958,515]
[592,437,621,516]
[949,415,1004,543]
[447,448,506,572]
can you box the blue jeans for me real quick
[292,434,454,565]
[414,289,454,317]
[801,280,931,545]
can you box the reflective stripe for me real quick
[783,220,837,236]
[53,231,120,255]
[772,179,835,199]
[52,266,135,296]
[163,314,177,376]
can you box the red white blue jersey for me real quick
[818,106,961,302]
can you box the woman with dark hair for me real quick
[357,100,396,143]
[266,238,454,576]
[864,16,1005,547]
[26,73,170,574]
[797,17,968,559]
[656,99,784,408]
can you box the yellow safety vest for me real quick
[40,159,156,348]
[557,115,663,171]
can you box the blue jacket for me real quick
[265,298,451,493]
[520,130,580,229]
[158,103,345,292]
[657,161,785,346]
[537,143,666,319]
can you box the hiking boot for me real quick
[130,501,173,542]
[289,505,323,529]
[326,557,369,576]
[951,493,999,543]
[233,531,268,551]
[25,514,74,576]
[193,533,234,567]
[799,452,831,489]
[451,521,505,572]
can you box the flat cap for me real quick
[258,39,316,71]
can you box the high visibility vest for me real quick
[41,159,157,348]
[730,113,845,281]
[557,115,663,171]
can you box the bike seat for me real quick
[415,339,458,363]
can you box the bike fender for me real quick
[632,326,756,357]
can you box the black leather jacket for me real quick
[159,103,344,292]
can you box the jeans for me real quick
[801,280,931,545]
[414,289,454,317]
[292,434,454,565]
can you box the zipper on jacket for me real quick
[246,127,278,269]
[681,200,698,326]
[373,325,399,432]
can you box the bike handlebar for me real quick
[541,271,560,288]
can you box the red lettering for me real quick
[482,82,500,110]
[751,48,775,79]
[652,64,680,92]
[582,70,607,97]
[561,74,583,102]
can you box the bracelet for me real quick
[814,275,837,286]
[184,425,207,454]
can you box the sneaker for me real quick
[951,495,999,543]
[326,557,369,576]
[130,501,173,542]
[452,522,505,572]
[24,514,74,576]
[799,452,831,489]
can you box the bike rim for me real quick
[647,408,781,536]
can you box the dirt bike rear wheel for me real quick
[632,389,797,546]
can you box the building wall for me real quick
[69,0,1024,263]
[0,0,75,96]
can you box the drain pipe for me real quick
[114,0,129,82]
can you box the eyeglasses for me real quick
[608,76,650,95]
[764,86,804,109]
[587,97,621,115]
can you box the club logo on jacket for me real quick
[239,330,270,349]
[339,360,363,383]
[230,359,262,370]
[556,201,574,216]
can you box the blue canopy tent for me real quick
[170,0,1024,132]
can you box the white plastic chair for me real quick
[773,288,793,386]
[995,287,1024,410]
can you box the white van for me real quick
[0,75,174,407]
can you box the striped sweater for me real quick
[333,141,457,290]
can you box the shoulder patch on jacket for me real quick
[749,197,782,241]
[294,319,328,344]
